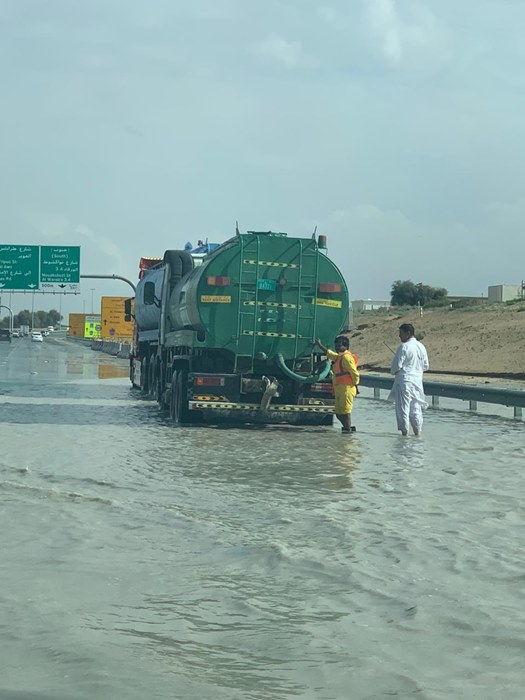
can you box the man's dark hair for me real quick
[335,335,350,348]
[399,323,415,335]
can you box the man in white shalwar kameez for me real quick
[388,323,429,437]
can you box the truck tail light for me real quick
[207,276,230,286]
[318,283,342,293]
[195,376,225,386]
[310,383,334,393]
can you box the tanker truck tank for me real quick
[166,230,348,362]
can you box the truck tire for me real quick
[158,360,169,409]
[141,357,149,394]
[169,370,178,422]
[148,359,156,399]
[170,368,190,424]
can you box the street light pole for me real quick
[90,288,95,314]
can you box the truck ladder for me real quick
[234,233,261,372]
[234,235,321,371]
[292,238,320,360]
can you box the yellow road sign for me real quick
[101,296,134,340]
[84,315,101,338]
[67,313,86,337]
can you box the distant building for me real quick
[487,284,524,303]
[343,306,353,331]
[352,299,391,313]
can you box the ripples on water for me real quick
[0,351,524,699]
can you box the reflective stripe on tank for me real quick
[243,259,299,268]
[243,301,299,309]
[242,330,297,338]
[190,402,333,413]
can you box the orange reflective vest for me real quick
[333,351,359,386]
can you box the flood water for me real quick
[1,335,524,699]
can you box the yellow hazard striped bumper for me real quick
[189,402,333,413]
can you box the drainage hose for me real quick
[275,353,331,384]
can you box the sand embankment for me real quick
[345,302,525,387]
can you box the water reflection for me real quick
[142,423,367,495]
[398,437,426,470]
[323,437,365,489]
[386,437,426,471]
[65,358,129,380]
[98,363,129,380]
[66,359,85,376]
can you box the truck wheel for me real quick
[148,360,156,399]
[157,361,167,408]
[169,370,178,422]
[170,369,189,424]
[141,357,149,394]
[176,369,190,423]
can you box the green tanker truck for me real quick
[128,230,350,425]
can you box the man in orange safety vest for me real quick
[316,336,360,433]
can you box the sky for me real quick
[1,0,525,319]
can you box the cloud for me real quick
[74,224,122,271]
[317,6,338,24]
[318,204,477,297]
[482,198,525,235]
[257,33,306,69]
[363,0,450,70]
[130,0,238,28]
[2,0,525,309]
[319,197,525,298]
[365,0,403,64]
[25,213,123,275]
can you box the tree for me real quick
[391,280,448,307]
[48,309,61,325]
[14,310,31,326]
[9,308,63,329]
[391,280,417,306]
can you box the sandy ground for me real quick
[343,301,525,388]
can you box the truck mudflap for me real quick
[188,401,334,425]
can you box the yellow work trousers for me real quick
[333,384,357,415]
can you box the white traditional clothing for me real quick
[388,337,429,434]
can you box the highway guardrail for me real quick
[360,373,525,419]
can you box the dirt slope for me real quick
[344,302,525,383]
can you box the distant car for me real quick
[11,330,20,338]
[31,332,43,343]
[47,326,55,332]
[0,329,11,342]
